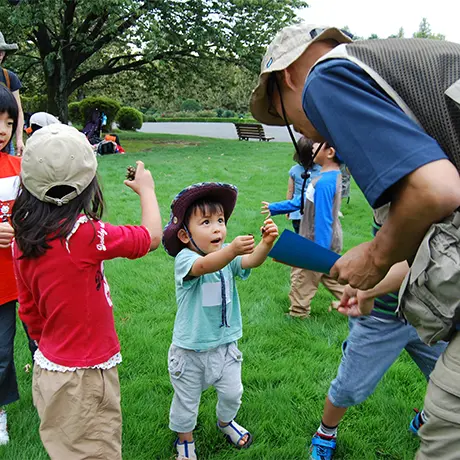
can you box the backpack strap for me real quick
[2,68,10,89]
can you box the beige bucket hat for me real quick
[250,23,352,126]
[0,32,18,53]
[21,124,97,206]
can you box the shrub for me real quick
[79,96,121,131]
[196,110,216,118]
[223,109,235,118]
[116,106,143,131]
[21,95,48,114]
[180,98,202,112]
[216,108,224,118]
[68,102,82,125]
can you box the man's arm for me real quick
[331,159,460,289]
[12,90,24,156]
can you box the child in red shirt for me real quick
[12,124,162,459]
[0,85,36,446]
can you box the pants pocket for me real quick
[227,343,243,363]
[168,352,186,380]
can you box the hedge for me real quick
[144,116,257,124]
[68,102,82,125]
[116,106,143,131]
[21,95,48,114]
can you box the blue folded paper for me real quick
[268,230,340,273]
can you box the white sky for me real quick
[298,0,460,43]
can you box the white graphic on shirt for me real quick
[201,279,231,307]
[305,183,315,203]
[100,261,113,307]
[97,222,107,251]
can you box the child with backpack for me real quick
[12,124,162,459]
[0,85,36,445]
[162,182,279,459]
[262,141,344,318]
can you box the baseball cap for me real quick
[29,112,61,129]
[21,124,97,206]
[250,23,352,126]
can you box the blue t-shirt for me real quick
[302,59,447,208]
[173,247,251,351]
[288,163,322,220]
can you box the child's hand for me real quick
[0,222,14,248]
[124,161,155,195]
[230,235,255,256]
[261,218,279,245]
[261,201,271,216]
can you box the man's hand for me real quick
[329,241,390,290]
[230,235,255,256]
[261,201,271,216]
[0,222,14,248]
[335,285,375,317]
[261,218,279,245]
[16,139,24,157]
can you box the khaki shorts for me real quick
[417,332,460,460]
[33,365,122,460]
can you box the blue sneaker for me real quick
[310,433,336,460]
[409,409,424,435]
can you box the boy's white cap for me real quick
[21,124,97,206]
[29,112,61,128]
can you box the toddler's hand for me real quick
[124,161,155,195]
[0,222,14,248]
[230,235,255,256]
[261,218,279,245]
[261,201,271,216]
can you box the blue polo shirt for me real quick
[302,59,447,208]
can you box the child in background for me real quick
[12,124,162,459]
[162,183,278,460]
[287,137,321,233]
[262,142,344,318]
[0,85,36,445]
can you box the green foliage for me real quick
[180,99,202,112]
[68,102,82,125]
[413,18,445,40]
[79,97,121,130]
[148,117,256,123]
[116,106,143,131]
[21,95,48,114]
[223,109,235,118]
[216,108,224,118]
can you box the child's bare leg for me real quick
[322,396,348,428]
[178,431,194,443]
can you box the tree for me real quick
[1,0,307,122]
[413,18,445,40]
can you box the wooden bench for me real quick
[234,123,274,141]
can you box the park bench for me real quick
[234,123,274,142]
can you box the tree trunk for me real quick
[45,68,71,123]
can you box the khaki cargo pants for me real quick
[417,331,460,460]
[33,365,122,460]
[289,267,344,318]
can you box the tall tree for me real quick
[1,0,307,122]
[413,18,445,40]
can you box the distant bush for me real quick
[196,110,216,118]
[116,106,143,131]
[180,99,202,112]
[68,102,82,125]
[223,109,235,118]
[79,96,121,131]
[22,95,48,114]
[216,108,224,118]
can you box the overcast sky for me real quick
[297,0,460,43]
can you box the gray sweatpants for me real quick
[168,342,243,433]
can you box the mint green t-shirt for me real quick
[173,247,251,351]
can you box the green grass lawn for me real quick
[3,132,425,459]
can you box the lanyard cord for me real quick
[183,224,229,328]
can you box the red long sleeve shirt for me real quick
[13,217,151,368]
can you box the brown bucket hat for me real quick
[250,23,352,126]
[162,182,238,257]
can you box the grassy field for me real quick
[3,132,425,459]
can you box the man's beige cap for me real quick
[21,124,97,206]
[250,23,352,126]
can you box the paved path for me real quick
[140,122,298,143]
